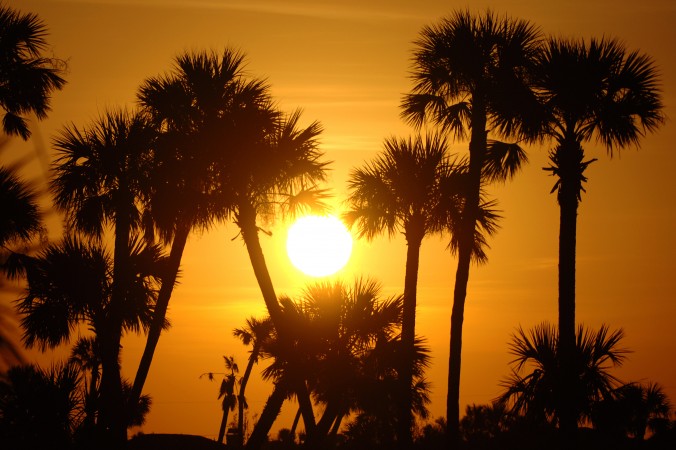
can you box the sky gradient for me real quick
[5,0,676,439]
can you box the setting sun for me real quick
[286,215,353,277]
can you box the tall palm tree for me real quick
[223,105,329,433]
[401,10,541,444]
[10,234,163,446]
[498,322,628,427]
[129,48,271,410]
[51,108,156,445]
[345,133,479,447]
[0,4,65,139]
[533,37,665,437]
[233,316,274,444]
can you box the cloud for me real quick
[53,0,421,21]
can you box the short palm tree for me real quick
[533,37,665,437]
[0,362,82,448]
[0,4,65,139]
[593,381,672,441]
[498,322,628,427]
[344,133,480,447]
[129,48,271,410]
[233,316,274,444]
[51,108,156,443]
[401,10,541,444]
[69,336,101,431]
[218,356,239,444]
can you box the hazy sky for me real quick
[6,0,676,439]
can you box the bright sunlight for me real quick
[286,215,353,277]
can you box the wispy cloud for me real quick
[52,0,422,21]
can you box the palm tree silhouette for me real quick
[344,133,470,447]
[0,362,82,448]
[246,278,427,450]
[68,336,101,431]
[233,316,274,444]
[129,48,271,411]
[50,110,157,445]
[0,4,66,139]
[593,381,672,441]
[533,37,665,438]
[0,167,42,368]
[218,356,239,444]
[401,10,541,444]
[498,322,628,428]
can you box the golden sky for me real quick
[6,0,676,439]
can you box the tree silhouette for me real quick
[130,48,271,411]
[498,322,628,429]
[218,356,239,444]
[233,316,274,444]
[593,381,672,441]
[0,4,66,139]
[345,133,478,447]
[401,10,540,445]
[533,37,665,439]
[50,109,158,445]
[0,362,82,449]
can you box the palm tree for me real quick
[533,37,665,437]
[0,166,42,368]
[233,316,274,444]
[218,356,239,444]
[593,381,672,441]
[401,10,541,444]
[129,48,271,410]
[0,4,65,139]
[247,278,427,450]
[344,133,469,447]
[223,104,329,433]
[51,108,156,444]
[0,362,82,449]
[498,322,628,428]
[69,336,101,431]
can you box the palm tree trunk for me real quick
[556,139,583,444]
[218,404,231,444]
[447,103,487,448]
[99,204,132,447]
[305,400,341,450]
[289,406,301,437]
[130,224,189,409]
[237,201,316,431]
[238,343,260,440]
[398,228,424,449]
[245,381,287,450]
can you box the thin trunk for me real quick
[237,201,316,431]
[447,101,487,448]
[289,406,301,437]
[556,137,583,444]
[245,381,287,450]
[130,224,189,409]
[238,344,261,440]
[398,227,423,449]
[98,205,131,447]
[218,403,232,444]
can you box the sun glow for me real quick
[286,215,353,277]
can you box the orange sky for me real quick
[4,0,676,440]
